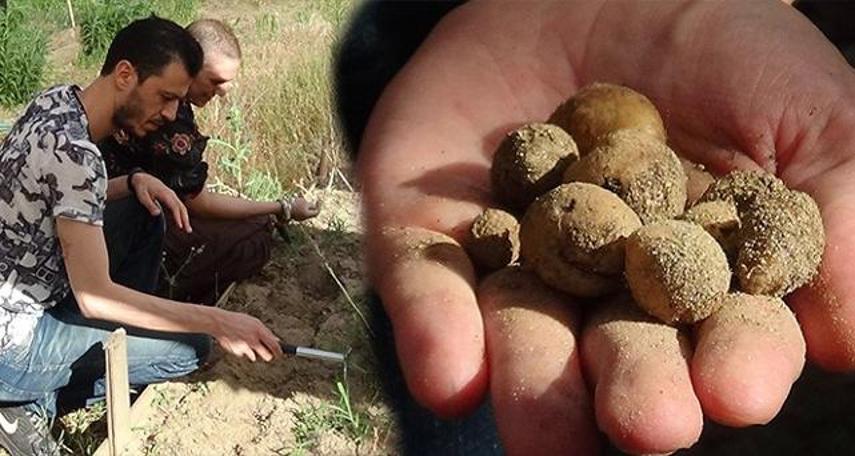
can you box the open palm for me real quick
[358,1,855,454]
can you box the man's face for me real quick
[186,51,240,107]
[114,61,193,137]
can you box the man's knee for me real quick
[128,333,212,382]
[159,333,212,370]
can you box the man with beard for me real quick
[0,16,282,455]
[99,19,319,306]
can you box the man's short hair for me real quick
[101,16,203,82]
[187,19,242,60]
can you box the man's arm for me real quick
[56,217,282,360]
[106,176,132,201]
[184,188,319,221]
[184,187,281,219]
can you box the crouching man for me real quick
[0,16,281,455]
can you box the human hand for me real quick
[277,196,321,223]
[130,172,192,233]
[358,1,855,454]
[291,197,321,221]
[209,308,283,362]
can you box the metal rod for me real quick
[280,342,346,363]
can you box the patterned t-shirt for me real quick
[0,85,107,351]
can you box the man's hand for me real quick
[130,172,192,233]
[290,197,321,221]
[277,196,321,224]
[358,1,855,454]
[209,308,283,362]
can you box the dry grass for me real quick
[196,0,352,197]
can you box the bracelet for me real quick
[127,167,144,193]
[279,197,293,221]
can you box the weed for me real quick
[0,5,48,107]
[150,386,173,410]
[199,40,347,195]
[327,213,347,233]
[8,0,68,29]
[254,12,279,40]
[329,375,370,445]
[286,402,330,455]
[160,244,206,299]
[187,380,210,397]
[281,366,371,455]
[57,401,107,456]
[208,104,283,201]
[78,0,149,64]
[77,0,200,66]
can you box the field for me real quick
[0,0,395,454]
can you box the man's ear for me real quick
[113,60,138,92]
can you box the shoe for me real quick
[0,405,60,456]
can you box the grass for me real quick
[281,371,371,455]
[0,4,49,106]
[77,0,201,67]
[207,103,284,200]
[57,401,108,456]
[6,0,70,30]
[197,0,351,197]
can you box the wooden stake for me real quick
[65,0,76,29]
[104,328,130,456]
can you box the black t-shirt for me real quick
[99,101,209,198]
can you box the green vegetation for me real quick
[208,104,284,201]
[7,0,69,30]
[78,0,200,65]
[56,401,107,456]
[281,372,371,455]
[0,5,49,106]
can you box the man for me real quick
[0,17,282,455]
[100,19,319,305]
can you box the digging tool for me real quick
[278,340,347,363]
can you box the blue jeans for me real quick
[0,197,211,419]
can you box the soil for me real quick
[118,188,398,455]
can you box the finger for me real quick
[138,191,162,216]
[169,194,191,233]
[244,347,256,362]
[178,196,192,233]
[783,165,855,371]
[583,296,702,455]
[159,193,191,233]
[259,328,284,359]
[479,267,599,455]
[692,293,805,427]
[153,192,183,230]
[370,226,487,418]
[252,341,274,363]
[219,339,255,362]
